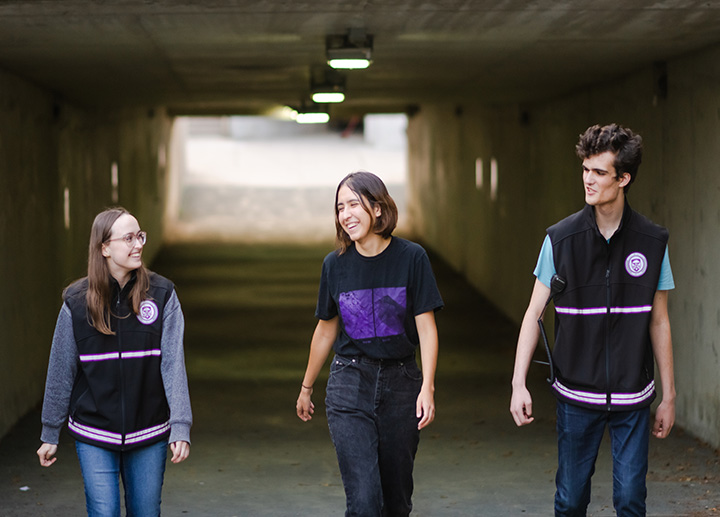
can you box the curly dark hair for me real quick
[576,124,643,193]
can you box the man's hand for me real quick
[652,399,675,438]
[510,386,535,426]
[509,279,549,428]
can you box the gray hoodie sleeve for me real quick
[161,290,193,444]
[40,303,79,444]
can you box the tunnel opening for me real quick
[164,113,409,244]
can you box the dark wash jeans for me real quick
[326,354,423,517]
[555,400,650,517]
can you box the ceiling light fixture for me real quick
[311,70,346,103]
[326,29,373,70]
[292,102,330,124]
[312,91,345,103]
[297,112,330,124]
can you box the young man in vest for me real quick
[510,124,676,516]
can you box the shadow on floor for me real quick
[1,242,718,516]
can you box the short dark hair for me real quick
[576,124,643,193]
[334,171,398,254]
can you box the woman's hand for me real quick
[415,311,438,431]
[296,317,337,423]
[296,386,315,422]
[37,443,58,467]
[416,386,436,430]
[170,441,190,464]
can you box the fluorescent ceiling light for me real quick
[327,58,370,70]
[326,30,373,70]
[311,69,346,103]
[296,112,330,124]
[311,92,345,103]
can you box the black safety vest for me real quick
[547,202,668,411]
[64,272,173,450]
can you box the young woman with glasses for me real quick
[37,207,192,516]
[296,171,443,516]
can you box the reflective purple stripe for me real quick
[79,349,161,362]
[79,352,120,362]
[122,349,162,359]
[69,417,123,445]
[555,306,653,315]
[125,422,170,444]
[553,379,655,406]
[610,381,655,405]
[610,306,653,314]
[69,416,170,446]
[555,306,606,315]
[552,381,607,404]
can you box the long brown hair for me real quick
[85,207,150,335]
[334,171,398,255]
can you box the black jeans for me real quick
[326,354,423,517]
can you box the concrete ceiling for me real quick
[1,1,720,116]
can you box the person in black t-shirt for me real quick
[296,171,443,516]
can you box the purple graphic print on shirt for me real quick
[339,287,407,340]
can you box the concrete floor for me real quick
[1,242,719,516]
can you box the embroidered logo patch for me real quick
[625,252,648,278]
[137,300,159,325]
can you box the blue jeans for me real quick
[75,440,168,517]
[555,400,650,517]
[326,354,423,517]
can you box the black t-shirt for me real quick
[315,237,444,359]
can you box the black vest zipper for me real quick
[605,266,612,411]
[116,290,127,449]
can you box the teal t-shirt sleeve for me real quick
[532,234,555,288]
[658,245,675,290]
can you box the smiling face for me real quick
[582,151,630,209]
[101,213,144,285]
[336,184,382,246]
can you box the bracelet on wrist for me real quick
[301,384,313,390]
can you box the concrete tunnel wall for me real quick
[0,68,173,439]
[406,42,720,450]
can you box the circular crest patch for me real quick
[625,252,648,278]
[137,300,159,325]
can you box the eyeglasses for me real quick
[105,231,147,247]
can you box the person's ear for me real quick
[618,172,631,188]
[101,244,110,258]
[374,204,382,218]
